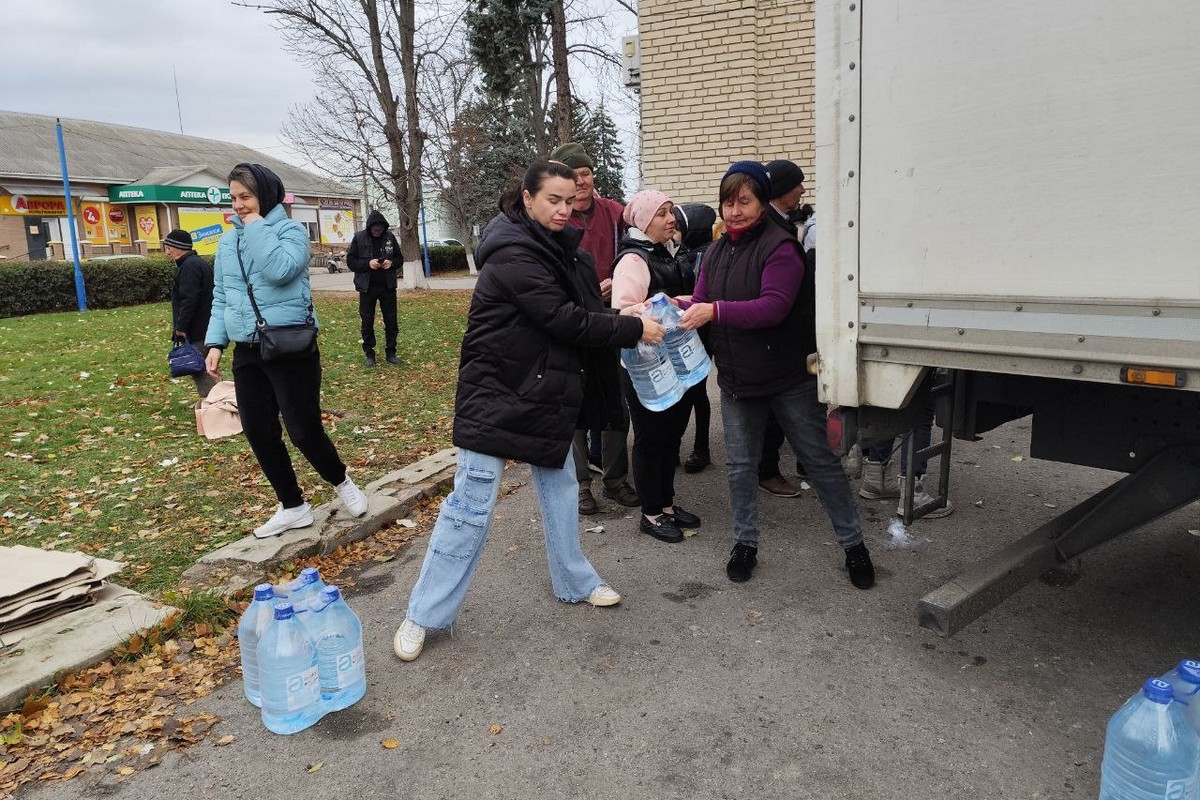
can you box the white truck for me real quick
[814,0,1200,635]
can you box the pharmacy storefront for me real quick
[108,184,233,255]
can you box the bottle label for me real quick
[1165,778,1188,799]
[286,666,320,710]
[676,339,707,372]
[648,364,675,393]
[334,646,366,688]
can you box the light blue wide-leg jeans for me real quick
[406,447,605,629]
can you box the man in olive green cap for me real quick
[548,141,639,514]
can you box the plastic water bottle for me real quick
[257,603,323,735]
[1162,659,1200,734]
[622,340,684,411]
[309,586,367,712]
[1099,678,1200,799]
[236,583,277,708]
[650,293,711,389]
[275,567,325,605]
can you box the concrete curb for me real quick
[178,448,458,596]
[0,584,176,712]
[0,448,458,713]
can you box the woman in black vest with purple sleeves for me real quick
[679,161,874,589]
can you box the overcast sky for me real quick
[6,0,640,176]
[7,1,317,162]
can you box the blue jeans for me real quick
[721,380,863,549]
[406,447,606,629]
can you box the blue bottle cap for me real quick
[273,602,295,621]
[1143,678,1175,704]
[320,586,341,602]
[1177,660,1200,685]
[253,583,274,601]
[300,567,320,584]
[650,292,669,307]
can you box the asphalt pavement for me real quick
[22,387,1199,800]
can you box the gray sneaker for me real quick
[897,479,954,518]
[859,459,899,499]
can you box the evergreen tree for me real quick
[568,100,626,202]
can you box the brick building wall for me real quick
[638,0,815,206]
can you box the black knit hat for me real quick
[163,229,193,250]
[765,159,805,199]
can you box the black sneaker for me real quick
[386,354,401,365]
[844,543,876,589]
[364,354,376,368]
[726,542,758,583]
[640,515,684,543]
[665,505,701,529]
[683,451,711,473]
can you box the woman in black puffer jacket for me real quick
[392,159,665,663]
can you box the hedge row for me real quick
[0,257,179,318]
[426,245,469,274]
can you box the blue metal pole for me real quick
[418,182,431,279]
[56,119,87,312]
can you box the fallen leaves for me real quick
[488,724,504,736]
[306,762,323,773]
[381,739,399,750]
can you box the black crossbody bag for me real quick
[235,242,317,361]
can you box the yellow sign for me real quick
[319,208,354,244]
[80,202,108,242]
[105,205,131,245]
[134,205,160,247]
[178,209,236,256]
[0,194,75,216]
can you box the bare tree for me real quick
[240,0,437,288]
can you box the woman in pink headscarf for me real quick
[610,190,704,544]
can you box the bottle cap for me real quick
[320,586,341,602]
[300,567,320,584]
[253,583,274,601]
[650,292,669,307]
[1143,678,1175,704]
[1177,660,1200,685]
[273,602,295,621]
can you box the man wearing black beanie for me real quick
[165,227,215,397]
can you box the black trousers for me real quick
[359,285,398,356]
[683,376,710,457]
[622,368,692,516]
[232,343,347,508]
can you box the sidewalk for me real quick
[308,269,475,292]
[25,386,1195,799]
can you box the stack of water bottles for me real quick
[622,292,712,412]
[236,567,368,735]
[1099,659,1200,798]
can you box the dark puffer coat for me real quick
[452,210,643,468]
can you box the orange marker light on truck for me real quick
[1119,367,1187,388]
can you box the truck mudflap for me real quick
[917,445,1200,637]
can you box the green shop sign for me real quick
[108,185,231,204]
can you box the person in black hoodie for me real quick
[164,228,216,397]
[392,159,665,663]
[346,210,401,366]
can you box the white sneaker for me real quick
[586,585,622,607]
[897,480,955,519]
[393,617,426,662]
[335,476,368,517]
[253,503,314,538]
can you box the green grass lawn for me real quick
[0,291,469,597]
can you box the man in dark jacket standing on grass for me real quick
[165,228,215,397]
[347,210,402,367]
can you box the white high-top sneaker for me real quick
[859,459,899,499]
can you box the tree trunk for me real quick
[398,0,429,288]
[550,0,571,145]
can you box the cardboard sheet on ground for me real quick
[0,545,123,637]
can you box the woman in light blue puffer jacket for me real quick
[203,163,367,538]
